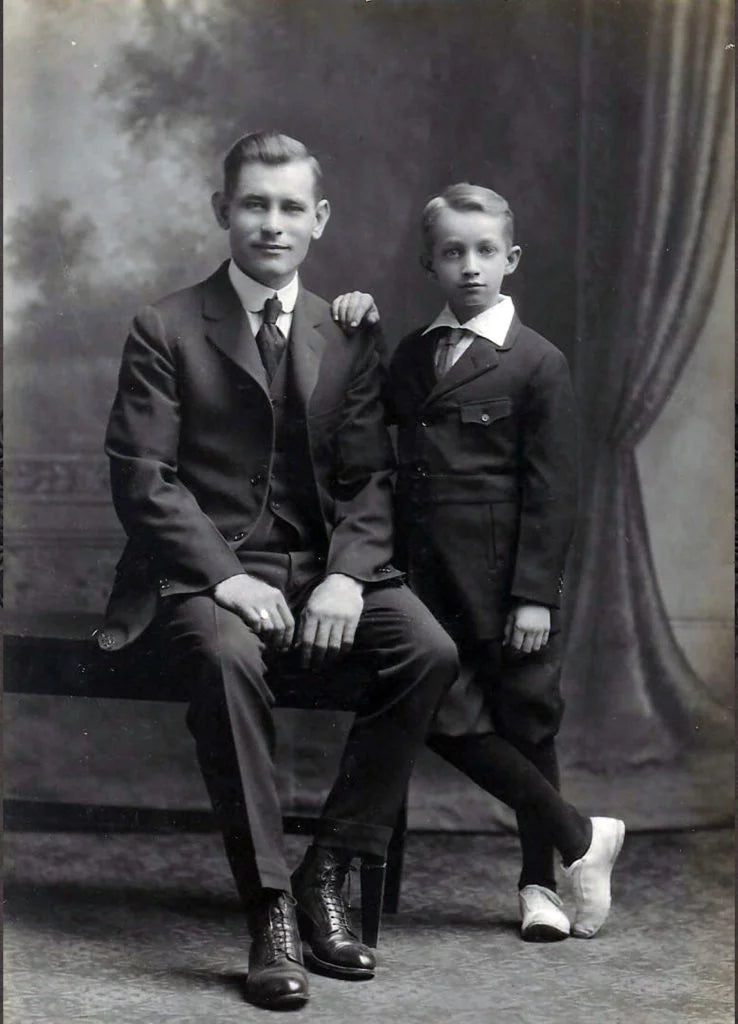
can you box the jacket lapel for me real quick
[425,335,500,404]
[424,313,522,405]
[289,289,328,413]
[202,262,269,396]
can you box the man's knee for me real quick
[398,589,459,676]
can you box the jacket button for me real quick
[250,475,261,485]
[99,632,115,650]
[233,531,246,541]
[480,413,490,424]
[271,500,281,511]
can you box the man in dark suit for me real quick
[99,132,457,1010]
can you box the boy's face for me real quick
[212,159,330,289]
[427,208,521,322]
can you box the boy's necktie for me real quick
[435,327,466,378]
[255,294,286,383]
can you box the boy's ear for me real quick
[504,245,522,276]
[212,191,230,230]
[420,253,436,277]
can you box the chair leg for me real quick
[360,857,387,948]
[383,795,407,914]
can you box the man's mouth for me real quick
[253,243,290,252]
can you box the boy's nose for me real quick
[461,258,480,276]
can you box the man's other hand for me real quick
[503,603,551,654]
[213,573,295,651]
[331,292,380,332]
[298,573,364,669]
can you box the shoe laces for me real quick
[315,859,356,935]
[263,893,300,961]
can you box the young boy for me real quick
[332,183,624,941]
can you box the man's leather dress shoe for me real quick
[291,846,376,980]
[246,891,309,1009]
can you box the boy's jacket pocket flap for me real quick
[459,398,513,425]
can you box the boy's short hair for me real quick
[222,131,324,199]
[421,183,515,265]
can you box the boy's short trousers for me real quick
[431,632,564,746]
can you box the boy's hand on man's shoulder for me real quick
[504,603,551,655]
[331,291,381,332]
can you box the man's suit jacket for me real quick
[385,315,578,645]
[100,262,400,650]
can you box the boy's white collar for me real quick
[422,295,515,347]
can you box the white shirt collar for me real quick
[228,259,299,314]
[421,295,515,347]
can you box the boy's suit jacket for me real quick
[100,262,400,650]
[386,314,578,645]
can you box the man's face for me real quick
[212,160,330,289]
[427,208,520,322]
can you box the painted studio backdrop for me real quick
[4,0,733,830]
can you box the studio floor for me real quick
[4,827,734,1024]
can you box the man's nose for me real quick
[261,207,283,235]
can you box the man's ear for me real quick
[420,253,436,278]
[211,191,230,230]
[504,245,522,276]
[311,198,331,239]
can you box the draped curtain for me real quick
[561,0,734,768]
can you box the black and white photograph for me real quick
[3,1,734,1021]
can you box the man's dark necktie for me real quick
[255,294,286,383]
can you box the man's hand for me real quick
[504,603,551,654]
[331,291,381,332]
[298,573,364,669]
[213,573,295,651]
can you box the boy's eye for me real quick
[479,245,496,255]
[444,247,462,258]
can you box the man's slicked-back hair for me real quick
[222,131,324,199]
[421,183,515,266]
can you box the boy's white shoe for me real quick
[518,885,570,942]
[563,816,625,938]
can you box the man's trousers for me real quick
[155,551,457,905]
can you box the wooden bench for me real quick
[3,622,406,947]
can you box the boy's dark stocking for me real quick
[428,732,591,891]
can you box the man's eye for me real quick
[284,204,305,214]
[244,200,265,210]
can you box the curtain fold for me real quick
[562,0,734,769]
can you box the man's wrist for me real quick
[325,572,365,596]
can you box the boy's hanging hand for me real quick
[504,603,551,654]
[331,291,381,331]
